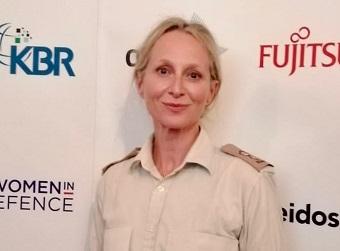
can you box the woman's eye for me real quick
[157,67,169,76]
[188,72,201,80]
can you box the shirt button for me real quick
[157,185,165,192]
[148,225,154,232]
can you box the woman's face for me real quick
[136,30,219,130]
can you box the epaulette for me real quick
[102,147,141,175]
[220,144,273,172]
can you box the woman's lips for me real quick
[162,102,190,112]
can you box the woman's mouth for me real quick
[162,102,190,112]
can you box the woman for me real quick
[88,17,284,251]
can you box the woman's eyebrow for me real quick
[156,59,173,65]
[156,59,204,70]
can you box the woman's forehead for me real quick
[148,30,210,67]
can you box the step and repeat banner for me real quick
[1,0,339,250]
[95,1,340,251]
[0,0,98,250]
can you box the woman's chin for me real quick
[154,118,199,131]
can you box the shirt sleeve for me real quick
[86,177,105,251]
[239,167,285,251]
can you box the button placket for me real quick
[142,180,170,251]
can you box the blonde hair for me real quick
[133,17,221,86]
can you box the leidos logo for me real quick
[0,22,75,76]
[282,203,339,228]
[259,26,340,75]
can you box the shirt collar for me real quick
[133,127,215,178]
[185,127,215,174]
[134,133,162,179]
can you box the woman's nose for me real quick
[168,76,184,98]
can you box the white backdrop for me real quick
[0,0,98,250]
[1,0,339,250]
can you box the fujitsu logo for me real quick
[259,26,340,75]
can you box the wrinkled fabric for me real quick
[87,128,284,251]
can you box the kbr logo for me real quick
[0,22,75,76]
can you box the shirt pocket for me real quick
[103,226,132,251]
[166,231,238,251]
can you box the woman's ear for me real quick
[207,80,220,106]
[135,71,144,98]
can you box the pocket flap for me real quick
[103,226,131,251]
[166,231,238,251]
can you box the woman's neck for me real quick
[153,123,200,177]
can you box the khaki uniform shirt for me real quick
[87,129,284,251]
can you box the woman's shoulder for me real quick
[220,144,273,172]
[211,143,275,186]
[102,147,141,175]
